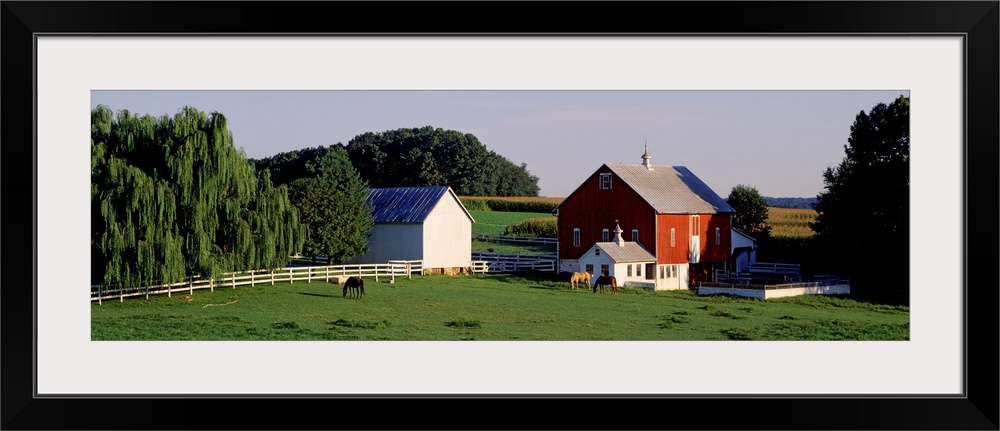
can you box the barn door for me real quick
[690,215,701,263]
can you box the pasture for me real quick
[91,273,908,341]
[470,209,556,254]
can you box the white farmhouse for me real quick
[347,186,474,275]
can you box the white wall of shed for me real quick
[421,195,472,269]
[349,223,424,264]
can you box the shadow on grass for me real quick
[298,292,337,298]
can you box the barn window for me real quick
[627,265,633,277]
[601,264,610,276]
[670,228,676,247]
[599,173,612,190]
[636,264,642,277]
[573,228,580,247]
[631,229,639,242]
[646,263,655,280]
[715,227,721,245]
[586,264,594,274]
[595,248,600,256]
[602,228,610,242]
[659,266,665,279]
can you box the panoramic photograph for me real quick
[89,90,910,341]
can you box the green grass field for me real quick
[92,273,908,341]
[470,209,556,254]
[469,210,555,236]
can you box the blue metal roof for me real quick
[366,186,466,223]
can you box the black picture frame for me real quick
[3,2,997,430]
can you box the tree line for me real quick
[253,126,540,197]
[726,95,909,304]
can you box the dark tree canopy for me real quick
[91,105,305,288]
[343,126,540,196]
[251,146,332,187]
[727,184,771,239]
[811,95,909,302]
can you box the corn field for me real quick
[768,207,817,238]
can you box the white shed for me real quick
[347,186,474,275]
[731,228,758,273]
[575,223,681,290]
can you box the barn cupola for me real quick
[641,142,653,170]
[613,220,625,247]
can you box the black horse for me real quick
[343,276,365,299]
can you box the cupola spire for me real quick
[641,140,653,170]
[613,220,625,247]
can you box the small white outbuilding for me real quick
[577,223,664,289]
[347,186,475,275]
[731,228,758,273]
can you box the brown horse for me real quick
[593,275,618,295]
[569,271,592,290]
[343,276,365,299]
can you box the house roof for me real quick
[584,241,656,263]
[602,164,735,214]
[732,227,757,243]
[365,186,474,223]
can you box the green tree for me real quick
[811,95,909,302]
[285,146,374,265]
[91,105,305,288]
[343,126,540,196]
[726,184,771,239]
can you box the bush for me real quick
[504,217,557,237]
[484,200,558,213]
[459,198,490,211]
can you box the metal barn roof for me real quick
[366,186,473,224]
[588,241,656,263]
[605,164,735,214]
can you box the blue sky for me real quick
[91,90,908,199]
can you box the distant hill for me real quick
[764,197,817,209]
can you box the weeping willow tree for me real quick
[91,105,305,289]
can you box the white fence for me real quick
[91,260,422,303]
[697,279,851,299]
[470,252,557,273]
[475,234,557,246]
[747,262,801,275]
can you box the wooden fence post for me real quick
[271,270,275,286]
[289,268,293,284]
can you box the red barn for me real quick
[555,146,735,290]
